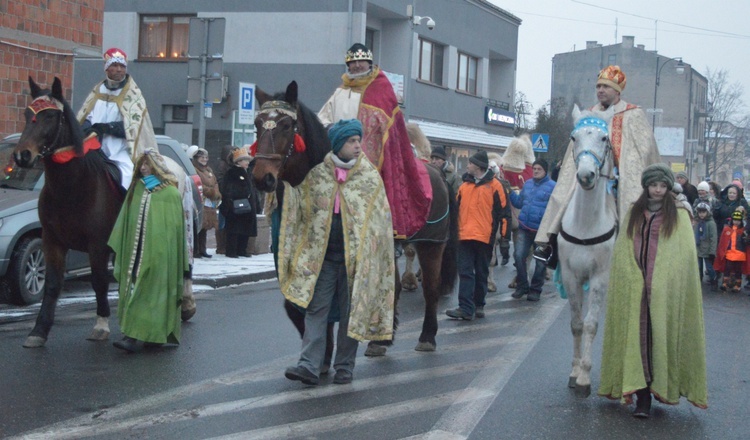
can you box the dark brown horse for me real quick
[252,81,457,353]
[13,77,121,347]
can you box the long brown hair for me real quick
[626,189,678,239]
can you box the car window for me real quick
[157,142,196,175]
[0,140,44,190]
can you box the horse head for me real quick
[570,104,614,190]
[252,81,330,192]
[15,77,83,168]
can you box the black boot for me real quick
[633,388,652,418]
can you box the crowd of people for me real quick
[69,44,715,419]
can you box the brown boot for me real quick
[733,278,742,293]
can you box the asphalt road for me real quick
[1,263,749,439]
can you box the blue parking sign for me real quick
[238,82,255,125]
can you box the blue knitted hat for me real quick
[329,119,363,154]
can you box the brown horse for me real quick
[252,81,457,353]
[13,77,123,348]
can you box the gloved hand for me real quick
[91,122,126,139]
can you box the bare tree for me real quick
[514,91,533,136]
[533,97,573,165]
[704,68,745,181]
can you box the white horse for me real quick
[557,105,617,398]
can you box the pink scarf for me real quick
[334,167,349,213]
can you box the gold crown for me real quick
[345,48,373,63]
[597,65,626,92]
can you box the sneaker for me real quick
[532,244,552,263]
[284,366,319,385]
[512,288,528,299]
[333,369,353,385]
[445,307,474,321]
[527,291,541,302]
[475,306,485,318]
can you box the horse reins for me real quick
[254,100,299,167]
[28,96,65,158]
[562,115,618,246]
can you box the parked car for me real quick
[0,134,203,305]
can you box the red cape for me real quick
[714,224,750,274]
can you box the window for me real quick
[457,52,478,94]
[139,15,194,60]
[365,28,377,62]
[418,39,444,85]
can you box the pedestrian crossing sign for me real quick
[532,133,549,152]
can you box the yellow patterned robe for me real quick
[278,153,395,341]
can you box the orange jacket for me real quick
[456,172,507,244]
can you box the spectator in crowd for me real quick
[489,160,513,266]
[694,202,718,291]
[108,150,188,353]
[279,119,394,386]
[445,150,507,320]
[189,146,221,258]
[599,163,707,418]
[714,209,750,292]
[430,146,461,194]
[708,181,721,201]
[692,181,718,218]
[509,158,556,301]
[713,183,749,227]
[672,182,693,219]
[214,144,238,255]
[533,66,661,264]
[220,147,259,258]
[77,48,157,192]
[675,171,698,206]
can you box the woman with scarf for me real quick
[598,164,707,417]
[108,150,189,353]
[219,147,258,258]
[713,183,749,227]
[279,119,394,386]
[190,146,221,258]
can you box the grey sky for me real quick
[490,0,750,117]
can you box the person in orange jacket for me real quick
[445,150,507,320]
[714,209,750,292]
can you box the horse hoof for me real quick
[568,376,577,388]
[508,280,517,289]
[574,384,591,398]
[181,307,197,322]
[402,283,418,291]
[86,329,110,341]
[364,345,387,357]
[415,341,436,352]
[487,282,497,293]
[23,336,47,348]
[401,274,418,291]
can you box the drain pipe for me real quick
[347,0,353,46]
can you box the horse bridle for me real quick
[572,116,614,179]
[27,96,65,158]
[254,100,298,166]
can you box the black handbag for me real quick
[232,198,253,215]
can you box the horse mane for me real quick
[61,99,84,156]
[270,91,329,168]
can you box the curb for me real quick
[193,270,277,289]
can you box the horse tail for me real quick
[440,183,459,296]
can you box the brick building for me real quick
[0,0,103,136]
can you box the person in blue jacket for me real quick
[509,158,556,301]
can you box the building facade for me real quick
[0,0,103,136]
[551,36,709,182]
[70,0,520,170]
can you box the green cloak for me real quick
[598,208,707,408]
[108,180,188,344]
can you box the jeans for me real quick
[697,256,716,281]
[514,227,547,293]
[298,259,358,376]
[457,240,493,315]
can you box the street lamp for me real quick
[652,56,685,131]
[405,4,435,121]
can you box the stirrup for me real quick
[532,244,552,263]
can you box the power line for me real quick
[570,0,750,39]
